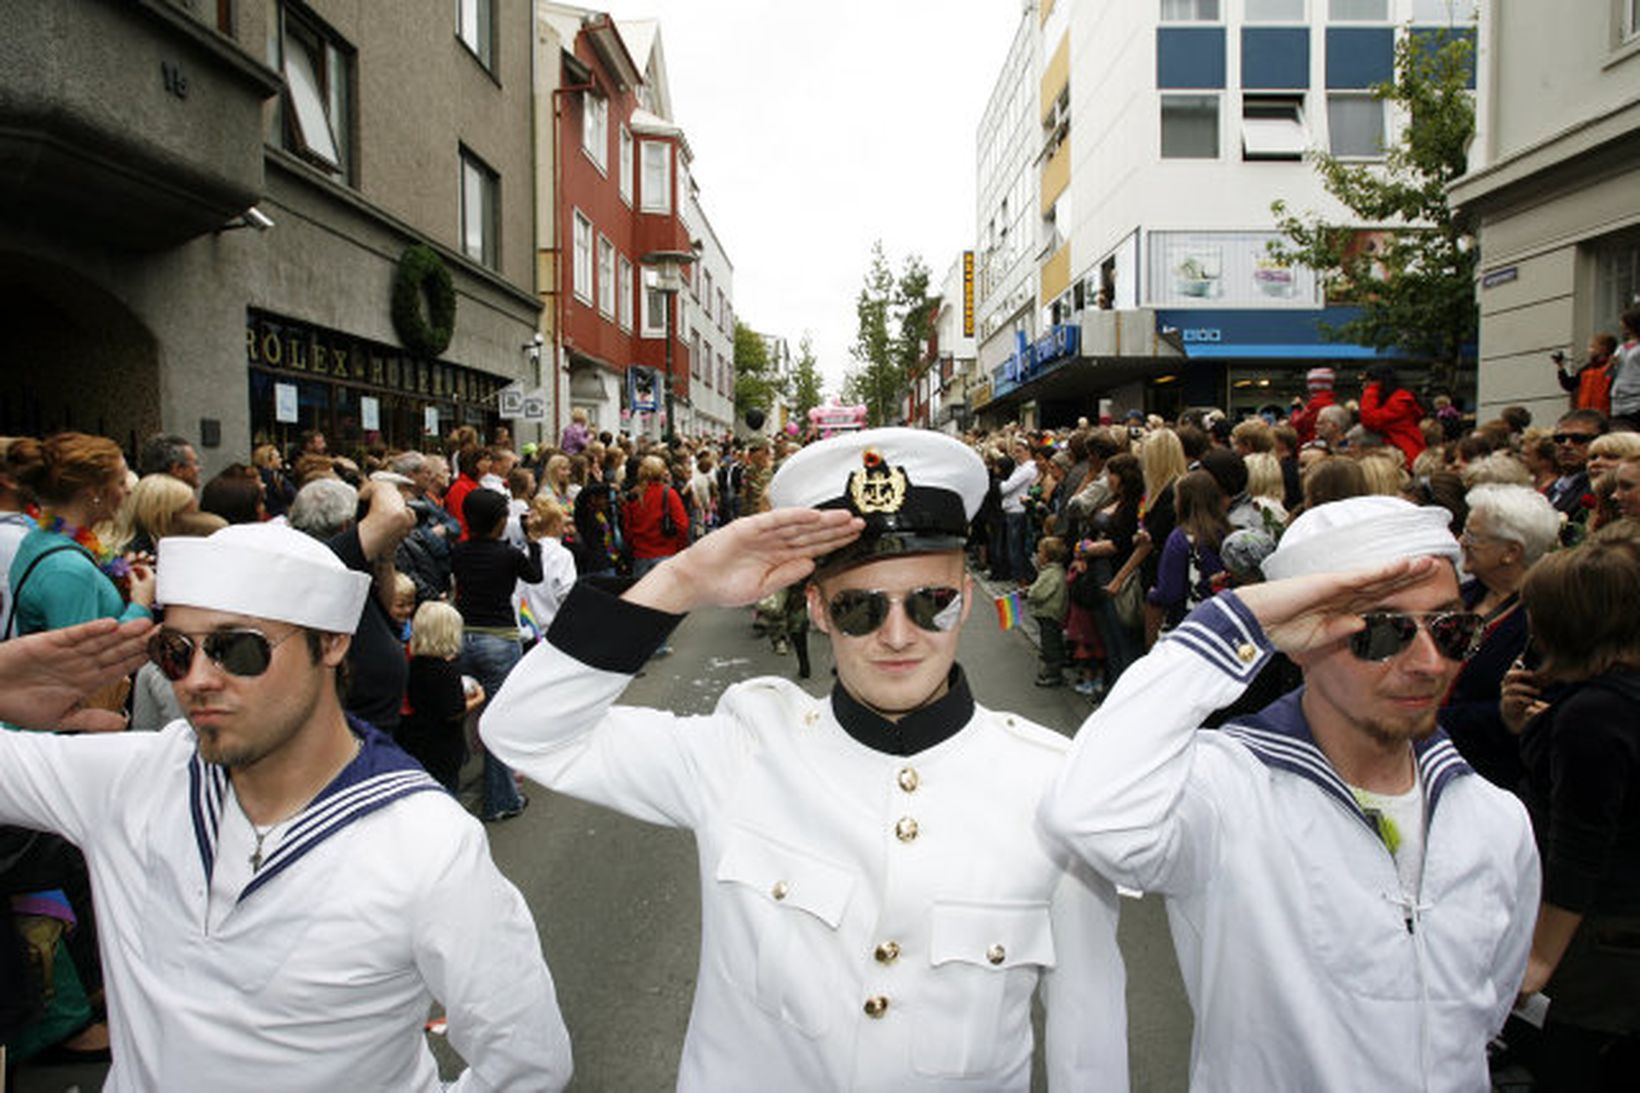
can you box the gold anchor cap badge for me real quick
[848,449,908,514]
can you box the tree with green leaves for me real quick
[789,332,824,423]
[733,320,783,424]
[844,242,932,426]
[1268,28,1477,385]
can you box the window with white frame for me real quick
[1593,233,1640,337]
[460,149,498,268]
[618,127,634,204]
[1624,0,1640,43]
[1328,0,1386,19]
[1245,0,1304,19]
[691,332,702,380]
[583,92,608,172]
[618,255,634,330]
[640,141,671,213]
[456,0,493,68]
[1328,93,1385,157]
[641,280,668,337]
[597,236,615,319]
[572,211,593,304]
[1161,95,1220,158]
[268,3,352,181]
[1161,0,1220,18]
[1242,94,1307,160]
[719,290,728,333]
[1411,0,1478,23]
[703,271,715,324]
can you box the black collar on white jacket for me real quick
[830,665,975,757]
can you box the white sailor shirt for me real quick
[0,718,572,1092]
[1040,593,1539,1092]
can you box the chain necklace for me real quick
[230,737,363,872]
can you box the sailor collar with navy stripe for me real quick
[188,715,442,902]
[831,665,975,757]
[1219,688,1475,833]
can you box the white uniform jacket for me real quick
[482,584,1128,1092]
[0,719,571,1092]
[1040,593,1539,1092]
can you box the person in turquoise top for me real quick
[2,431,154,1067]
[8,433,156,637]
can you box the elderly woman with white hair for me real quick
[1439,483,1562,791]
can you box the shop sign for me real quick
[1147,231,1320,309]
[1033,323,1079,370]
[971,379,993,409]
[962,251,975,337]
[246,310,503,406]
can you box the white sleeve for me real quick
[480,583,743,830]
[414,816,573,1093]
[1039,593,1271,896]
[1041,853,1129,1091]
[0,727,158,845]
[1489,804,1543,1035]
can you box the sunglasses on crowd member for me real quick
[147,627,302,682]
[827,586,963,638]
[1553,432,1597,445]
[1349,611,1484,663]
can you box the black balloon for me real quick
[744,408,766,431]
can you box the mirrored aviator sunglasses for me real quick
[827,586,963,638]
[147,627,295,682]
[1348,611,1483,663]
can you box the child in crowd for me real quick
[400,600,484,793]
[388,571,417,645]
[1027,535,1070,687]
[517,497,577,649]
[1064,538,1105,698]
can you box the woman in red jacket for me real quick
[1358,364,1427,469]
[621,454,689,578]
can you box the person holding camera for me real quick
[1553,335,1618,418]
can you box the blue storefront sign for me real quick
[1154,306,1399,360]
[1034,324,1079,370]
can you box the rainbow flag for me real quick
[518,601,543,643]
[994,589,1023,631]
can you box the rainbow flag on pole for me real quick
[994,589,1023,631]
[518,600,543,644]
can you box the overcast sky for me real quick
[605,0,1027,397]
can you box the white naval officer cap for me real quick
[1261,495,1462,582]
[155,522,371,634]
[767,427,987,572]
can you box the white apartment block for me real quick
[1451,0,1640,423]
[682,179,737,438]
[976,0,1484,427]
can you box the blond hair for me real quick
[1357,451,1405,496]
[410,600,463,659]
[1139,429,1188,502]
[113,473,196,551]
[1243,452,1285,502]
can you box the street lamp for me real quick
[640,249,695,445]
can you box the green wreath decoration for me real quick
[391,244,456,357]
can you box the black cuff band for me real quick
[546,581,685,674]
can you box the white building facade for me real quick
[682,181,736,438]
[1451,0,1640,423]
[976,0,1483,427]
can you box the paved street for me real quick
[14,574,1193,1093]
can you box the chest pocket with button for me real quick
[912,899,1056,1078]
[714,827,857,1038]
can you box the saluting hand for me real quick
[625,508,864,615]
[1232,556,1444,657]
[0,616,154,731]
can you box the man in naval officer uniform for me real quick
[483,427,1128,1091]
[1041,496,1538,1091]
[0,522,572,1091]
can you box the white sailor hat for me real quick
[1262,495,1461,582]
[156,522,371,634]
[768,427,987,571]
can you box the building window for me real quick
[1161,95,1219,158]
[573,211,593,305]
[703,271,715,324]
[268,3,352,181]
[597,236,615,319]
[1593,233,1640,338]
[456,0,493,69]
[618,126,634,204]
[460,149,498,268]
[1328,0,1386,19]
[1161,0,1220,18]
[1245,0,1304,18]
[1242,94,1307,159]
[1411,0,1478,22]
[583,92,608,173]
[1624,0,1640,43]
[1327,93,1385,157]
[640,141,671,214]
[641,280,667,338]
[691,332,702,380]
[618,255,634,331]
[719,290,728,333]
